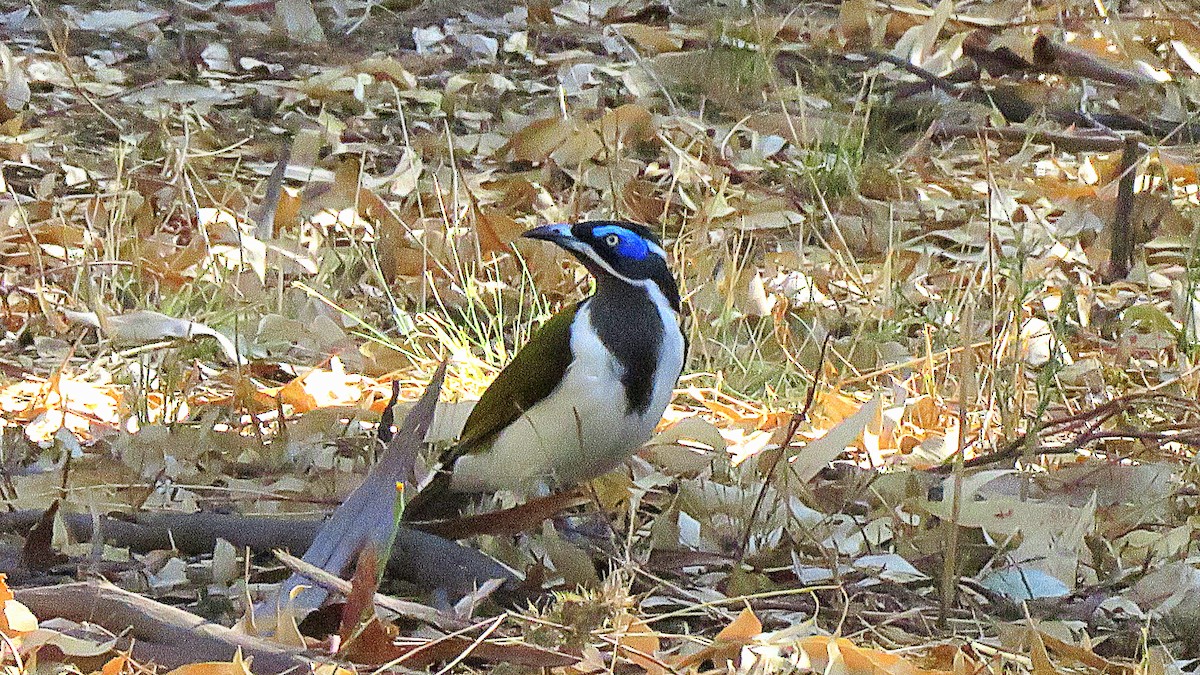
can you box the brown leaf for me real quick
[472,206,525,256]
[502,116,576,163]
[596,104,657,151]
[613,612,664,675]
[337,546,382,647]
[673,608,761,669]
[0,574,38,637]
[337,617,403,665]
[163,651,254,675]
[616,24,683,54]
[549,124,602,167]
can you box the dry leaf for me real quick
[62,310,245,365]
[790,395,881,482]
[274,0,326,44]
[613,612,664,675]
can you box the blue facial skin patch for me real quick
[593,225,649,260]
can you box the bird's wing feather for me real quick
[403,304,579,523]
[454,302,579,456]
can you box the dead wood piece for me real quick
[1105,137,1143,282]
[930,122,1137,153]
[864,51,960,96]
[1032,35,1152,89]
[962,30,1033,77]
[14,581,321,675]
[0,509,519,604]
[21,500,67,570]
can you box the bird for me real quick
[403,220,686,522]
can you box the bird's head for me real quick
[523,221,680,310]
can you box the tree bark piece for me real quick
[930,122,1136,153]
[0,509,518,602]
[1105,137,1143,282]
[14,581,321,675]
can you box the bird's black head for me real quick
[523,220,680,311]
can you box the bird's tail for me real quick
[401,471,469,524]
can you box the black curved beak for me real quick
[521,223,573,243]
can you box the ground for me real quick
[1,0,1200,673]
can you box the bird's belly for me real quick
[448,299,684,497]
[448,363,640,495]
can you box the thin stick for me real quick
[738,333,830,557]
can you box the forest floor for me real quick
[2,0,1200,673]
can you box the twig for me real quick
[863,51,961,96]
[738,333,831,557]
[32,78,165,122]
[273,550,468,630]
[27,0,126,133]
[930,122,1138,153]
[933,393,1200,471]
[1104,137,1143,282]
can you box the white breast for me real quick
[450,293,684,496]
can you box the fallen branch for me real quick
[0,509,518,602]
[930,122,1136,153]
[1105,137,1143,282]
[14,581,321,675]
[1032,34,1153,89]
[934,393,1200,471]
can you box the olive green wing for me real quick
[402,304,577,523]
[454,302,578,453]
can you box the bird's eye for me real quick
[604,234,621,247]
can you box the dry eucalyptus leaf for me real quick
[274,0,326,45]
[62,310,245,365]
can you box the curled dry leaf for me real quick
[794,636,952,675]
[617,24,684,54]
[673,607,762,669]
[611,612,664,675]
[63,310,246,365]
[790,395,881,483]
[643,416,727,476]
[0,43,30,123]
[163,650,255,675]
